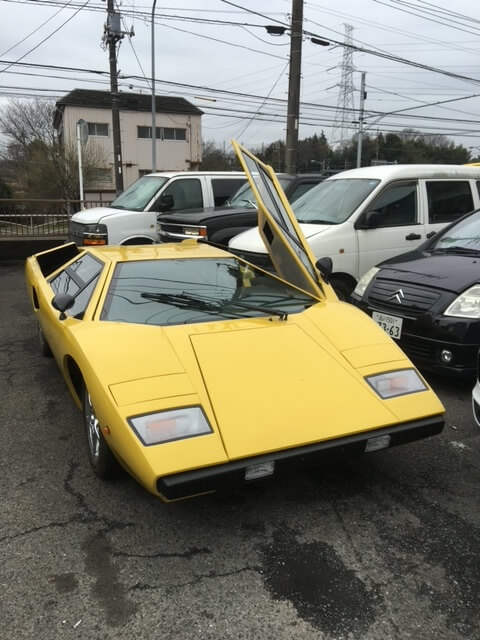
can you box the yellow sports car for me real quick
[25,142,445,501]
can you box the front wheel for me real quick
[83,385,117,478]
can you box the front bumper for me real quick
[156,415,444,500]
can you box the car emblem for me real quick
[388,288,405,304]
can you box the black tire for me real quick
[83,385,117,478]
[36,321,52,357]
[330,277,353,302]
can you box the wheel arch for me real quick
[120,236,155,246]
[329,272,357,300]
[64,355,84,409]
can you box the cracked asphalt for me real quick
[1,261,480,640]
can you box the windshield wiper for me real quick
[430,246,480,256]
[140,291,289,320]
[229,199,256,208]
[297,218,336,225]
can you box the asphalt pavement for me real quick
[1,261,480,640]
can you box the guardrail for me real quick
[0,199,114,237]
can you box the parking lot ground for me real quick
[2,262,480,640]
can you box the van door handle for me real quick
[405,233,421,240]
[426,231,436,238]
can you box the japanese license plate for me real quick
[372,311,403,339]
[245,461,275,481]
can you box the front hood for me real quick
[378,254,480,294]
[71,206,122,224]
[228,223,331,254]
[70,311,443,463]
[160,206,252,225]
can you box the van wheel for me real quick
[83,385,117,478]
[330,278,353,302]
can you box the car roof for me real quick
[327,164,480,180]
[142,171,245,178]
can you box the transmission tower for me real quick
[331,24,355,148]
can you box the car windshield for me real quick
[226,176,292,208]
[109,176,169,211]
[293,178,380,224]
[101,258,315,326]
[430,209,480,254]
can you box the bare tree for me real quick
[0,98,108,199]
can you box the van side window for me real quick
[426,181,474,224]
[212,178,245,206]
[366,181,417,227]
[162,179,203,211]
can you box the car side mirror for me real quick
[157,194,174,212]
[316,257,333,284]
[364,210,381,228]
[52,293,75,320]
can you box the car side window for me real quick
[366,181,417,227]
[162,178,203,211]
[426,181,474,224]
[212,178,245,206]
[49,254,103,318]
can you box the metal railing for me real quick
[0,199,114,237]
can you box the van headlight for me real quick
[353,267,379,298]
[444,285,480,318]
[80,223,108,246]
[128,407,212,445]
[366,369,426,399]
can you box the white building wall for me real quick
[59,103,202,198]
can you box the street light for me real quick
[151,0,158,172]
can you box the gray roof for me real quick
[54,89,203,119]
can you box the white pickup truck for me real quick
[68,171,246,246]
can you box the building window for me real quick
[87,122,109,137]
[137,126,187,141]
[163,127,186,141]
[88,168,112,184]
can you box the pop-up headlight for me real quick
[366,369,426,399]
[129,407,212,446]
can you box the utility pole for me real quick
[356,71,366,168]
[104,0,124,194]
[151,0,158,172]
[285,0,303,175]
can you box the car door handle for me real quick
[405,233,421,240]
[426,231,436,238]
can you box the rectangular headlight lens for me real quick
[366,369,426,399]
[128,407,212,446]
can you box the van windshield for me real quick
[109,176,169,211]
[294,178,380,224]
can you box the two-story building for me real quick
[53,89,203,201]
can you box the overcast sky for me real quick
[1,0,480,155]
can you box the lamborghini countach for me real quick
[24,142,445,501]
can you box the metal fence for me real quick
[0,199,114,237]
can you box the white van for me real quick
[69,171,245,246]
[228,164,480,299]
